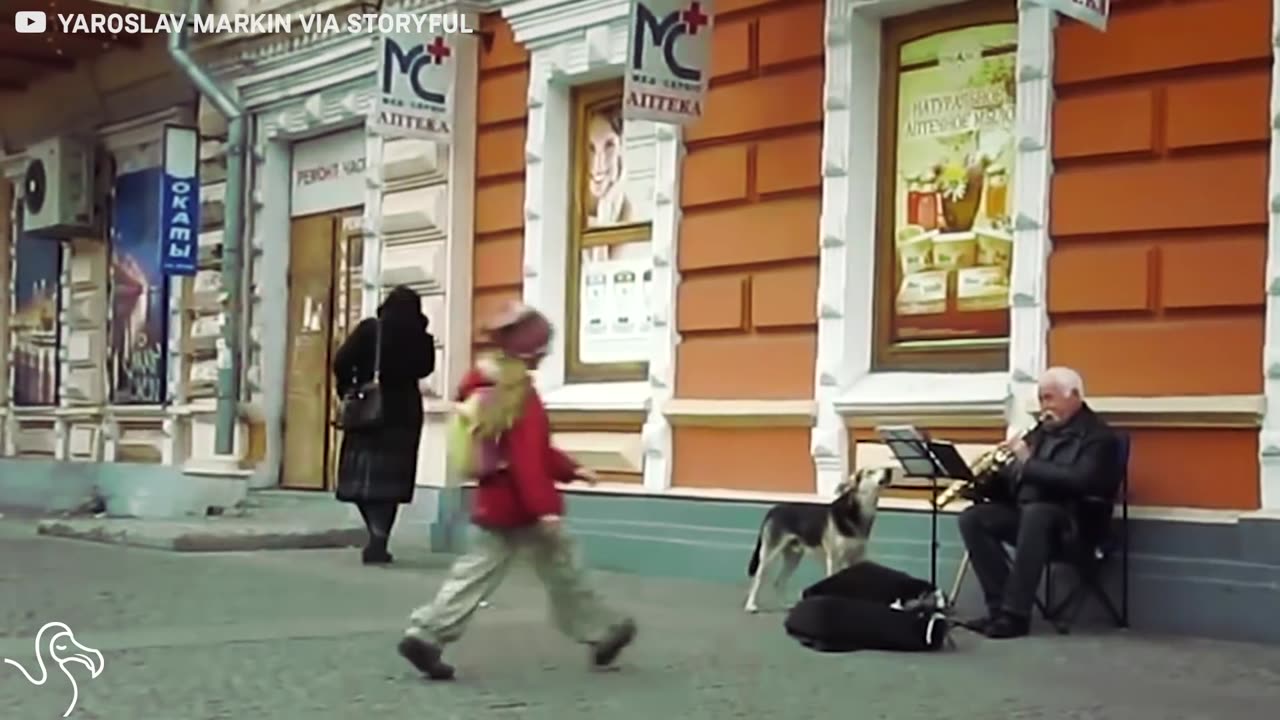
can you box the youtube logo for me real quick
[15,11,47,34]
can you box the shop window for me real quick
[12,210,62,407]
[108,168,170,404]
[873,0,1017,371]
[565,80,656,383]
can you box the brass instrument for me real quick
[934,416,1045,509]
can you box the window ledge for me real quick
[107,405,171,419]
[542,382,651,413]
[833,371,1010,417]
[1085,395,1264,414]
[1077,395,1264,428]
[9,407,60,418]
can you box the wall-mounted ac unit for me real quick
[23,136,97,236]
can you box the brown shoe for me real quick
[397,635,456,680]
[591,618,637,668]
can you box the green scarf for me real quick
[473,352,531,439]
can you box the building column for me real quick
[640,124,683,493]
[811,0,866,498]
[1,160,21,457]
[1259,0,1280,510]
[1006,3,1057,425]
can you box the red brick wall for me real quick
[1048,0,1270,508]
[674,0,824,401]
[670,0,825,494]
[472,15,528,355]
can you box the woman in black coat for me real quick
[332,285,435,564]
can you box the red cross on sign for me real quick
[425,36,451,64]
[682,2,709,35]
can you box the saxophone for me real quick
[934,416,1045,509]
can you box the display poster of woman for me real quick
[578,99,655,230]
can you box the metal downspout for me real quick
[169,0,245,458]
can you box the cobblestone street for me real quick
[1,520,1278,720]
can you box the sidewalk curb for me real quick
[36,518,367,552]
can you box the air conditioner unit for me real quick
[22,136,97,236]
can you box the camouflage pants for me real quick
[406,525,622,645]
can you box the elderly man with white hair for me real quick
[957,366,1123,639]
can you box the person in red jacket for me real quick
[397,302,637,680]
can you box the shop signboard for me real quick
[371,25,454,142]
[290,128,367,217]
[160,124,200,276]
[622,0,714,126]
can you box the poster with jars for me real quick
[578,240,654,365]
[890,22,1016,343]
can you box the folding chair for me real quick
[1037,430,1131,634]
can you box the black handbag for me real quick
[337,317,384,431]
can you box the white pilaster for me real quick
[519,46,572,392]
[503,0,672,407]
[1260,0,1280,510]
[53,241,71,461]
[441,19,480,399]
[1007,2,1056,428]
[812,0,873,497]
[362,134,387,316]
[2,157,24,457]
[641,124,683,492]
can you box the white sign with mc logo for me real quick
[371,21,457,142]
[623,0,714,126]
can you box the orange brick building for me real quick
[455,0,1278,642]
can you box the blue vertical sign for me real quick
[160,124,200,276]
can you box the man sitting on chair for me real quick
[958,366,1122,639]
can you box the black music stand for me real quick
[877,426,975,587]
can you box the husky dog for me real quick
[744,466,896,613]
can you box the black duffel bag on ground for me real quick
[784,561,952,653]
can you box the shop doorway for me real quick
[280,209,364,491]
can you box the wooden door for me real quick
[281,214,338,490]
[326,213,365,488]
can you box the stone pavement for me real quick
[1,519,1278,720]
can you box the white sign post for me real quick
[1044,0,1109,32]
[622,0,714,126]
[371,25,455,142]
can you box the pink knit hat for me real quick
[486,302,552,359]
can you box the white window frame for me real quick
[502,0,684,491]
[811,0,1056,495]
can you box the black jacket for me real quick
[331,315,435,504]
[332,316,435,428]
[1004,404,1122,506]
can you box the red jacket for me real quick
[457,367,578,528]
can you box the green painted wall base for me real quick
[431,488,1280,646]
[0,458,244,518]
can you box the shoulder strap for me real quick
[372,315,383,383]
